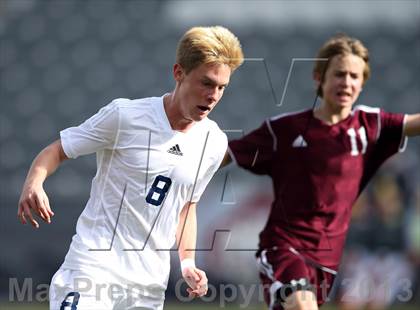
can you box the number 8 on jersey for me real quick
[146,175,172,206]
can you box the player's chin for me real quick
[336,95,357,106]
[335,99,354,109]
[193,112,209,121]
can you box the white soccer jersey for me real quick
[59,95,227,297]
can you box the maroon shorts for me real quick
[256,247,337,309]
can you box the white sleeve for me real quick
[191,131,228,203]
[60,99,123,159]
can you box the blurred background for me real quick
[1,0,419,309]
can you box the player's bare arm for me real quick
[18,139,68,228]
[404,113,420,136]
[176,201,208,298]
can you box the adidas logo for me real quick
[167,144,183,156]
[292,135,307,148]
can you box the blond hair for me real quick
[314,34,370,96]
[176,26,244,74]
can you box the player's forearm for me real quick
[23,139,68,186]
[176,202,197,262]
[404,113,420,137]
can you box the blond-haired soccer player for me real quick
[18,26,243,310]
[224,34,420,310]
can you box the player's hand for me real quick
[18,182,54,228]
[182,266,208,298]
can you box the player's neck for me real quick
[163,93,196,132]
[314,103,352,125]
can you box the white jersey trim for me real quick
[267,109,309,152]
[265,119,278,152]
[353,105,381,141]
[255,250,285,310]
[354,105,407,151]
[269,109,309,122]
[353,105,380,114]
[399,114,408,152]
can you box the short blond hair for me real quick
[176,26,244,74]
[314,34,370,96]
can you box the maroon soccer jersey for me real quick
[229,106,406,268]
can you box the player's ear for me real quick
[173,64,185,82]
[313,72,322,93]
[313,72,322,90]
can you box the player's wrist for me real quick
[26,172,46,188]
[180,258,196,272]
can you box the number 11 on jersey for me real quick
[347,126,368,156]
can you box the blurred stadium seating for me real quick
[1,0,419,308]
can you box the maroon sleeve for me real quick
[376,109,406,157]
[228,121,275,175]
[361,110,406,189]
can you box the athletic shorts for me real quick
[256,247,337,310]
[49,267,165,310]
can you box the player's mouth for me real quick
[336,91,352,100]
[197,105,211,112]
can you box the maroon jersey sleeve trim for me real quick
[229,145,261,168]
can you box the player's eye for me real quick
[202,80,213,87]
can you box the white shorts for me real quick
[49,267,165,310]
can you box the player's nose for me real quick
[342,73,352,86]
[206,88,218,103]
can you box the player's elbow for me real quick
[46,139,69,163]
[404,113,420,137]
[219,152,232,169]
